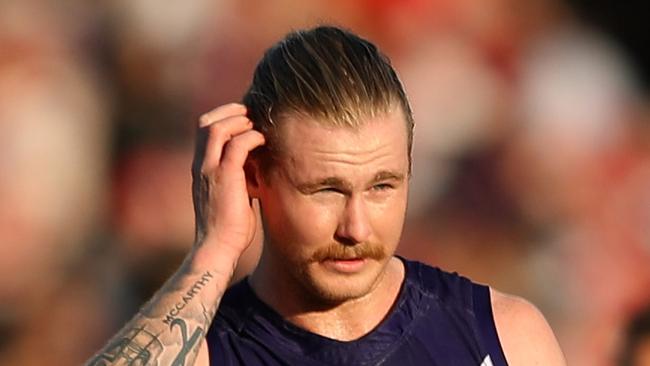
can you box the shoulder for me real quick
[490,288,566,365]
[208,279,253,337]
[205,280,255,365]
[403,258,471,297]
[400,258,478,315]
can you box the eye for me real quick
[372,183,394,191]
[317,187,342,194]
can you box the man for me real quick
[88,26,565,365]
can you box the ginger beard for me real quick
[263,231,395,305]
[253,110,409,305]
[298,239,390,304]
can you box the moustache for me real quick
[309,242,386,262]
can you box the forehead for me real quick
[274,110,409,180]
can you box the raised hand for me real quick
[192,103,265,263]
[86,103,265,366]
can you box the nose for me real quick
[335,194,371,245]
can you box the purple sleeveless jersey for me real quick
[206,258,508,365]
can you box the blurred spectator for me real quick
[0,0,648,364]
[0,1,112,364]
[500,20,650,365]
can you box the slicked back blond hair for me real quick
[243,26,414,172]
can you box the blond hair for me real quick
[243,26,414,171]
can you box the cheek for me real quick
[262,189,339,249]
[289,196,341,242]
[370,190,408,239]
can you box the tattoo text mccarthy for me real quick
[163,271,213,326]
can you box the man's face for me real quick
[255,108,409,303]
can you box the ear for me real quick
[244,156,262,199]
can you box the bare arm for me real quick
[491,289,566,366]
[85,103,265,366]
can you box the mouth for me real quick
[321,257,367,273]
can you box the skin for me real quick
[84,103,265,366]
[492,289,567,365]
[86,102,566,365]
[248,110,409,340]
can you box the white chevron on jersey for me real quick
[480,355,494,366]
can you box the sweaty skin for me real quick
[248,111,410,341]
[86,103,566,365]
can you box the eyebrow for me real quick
[296,170,405,193]
[296,177,351,193]
[371,171,405,183]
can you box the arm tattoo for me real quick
[170,319,204,366]
[88,327,163,366]
[163,271,213,326]
[88,320,206,366]
[87,269,222,366]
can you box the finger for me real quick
[192,126,209,183]
[220,130,266,169]
[201,115,254,172]
[193,113,250,174]
[199,103,247,127]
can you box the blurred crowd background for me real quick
[0,0,648,365]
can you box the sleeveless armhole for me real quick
[473,284,508,366]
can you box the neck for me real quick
[249,255,405,341]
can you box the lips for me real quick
[322,257,367,273]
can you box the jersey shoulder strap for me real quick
[404,258,508,366]
[472,283,509,366]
